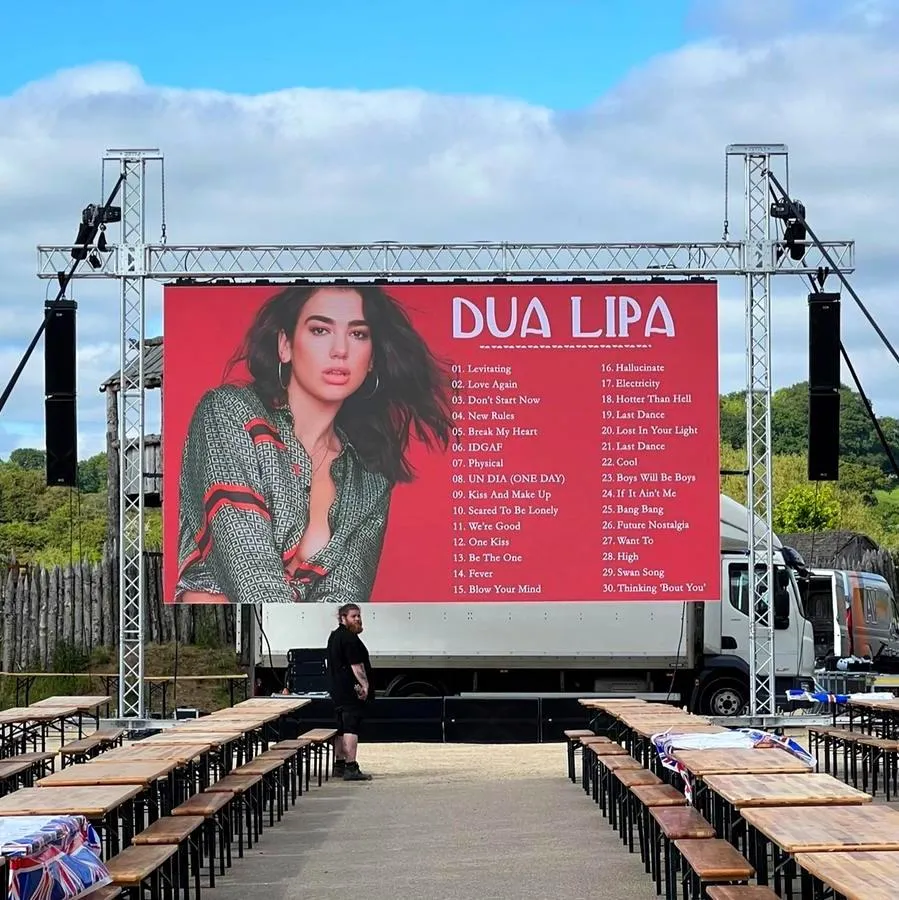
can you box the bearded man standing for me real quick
[327,602,374,781]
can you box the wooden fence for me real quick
[0,554,235,671]
[834,548,899,597]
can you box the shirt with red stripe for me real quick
[175,384,391,604]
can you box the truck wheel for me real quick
[385,676,445,698]
[699,677,748,717]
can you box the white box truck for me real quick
[244,494,816,715]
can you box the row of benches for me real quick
[83,726,338,899]
[807,725,899,799]
[0,728,127,797]
[566,729,778,900]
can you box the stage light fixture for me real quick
[771,198,807,261]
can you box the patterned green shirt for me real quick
[176,384,391,604]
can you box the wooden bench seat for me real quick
[615,769,662,788]
[298,728,337,742]
[583,737,625,752]
[706,888,780,900]
[172,792,230,818]
[132,815,204,899]
[271,738,312,750]
[205,773,262,794]
[233,757,289,825]
[260,747,304,805]
[106,843,178,895]
[630,784,688,807]
[646,805,716,894]
[651,806,715,840]
[233,757,284,776]
[298,729,338,786]
[132,815,205,845]
[59,730,123,766]
[613,768,665,851]
[674,838,754,895]
[15,751,56,766]
[564,729,595,739]
[60,735,106,754]
[206,774,263,856]
[172,792,232,888]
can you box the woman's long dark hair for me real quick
[226,285,452,484]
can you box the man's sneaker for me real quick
[333,759,346,778]
[343,763,372,781]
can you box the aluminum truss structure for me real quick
[36,144,854,721]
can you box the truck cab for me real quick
[694,497,816,715]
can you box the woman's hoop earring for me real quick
[278,361,290,390]
[360,372,380,399]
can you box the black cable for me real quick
[666,601,687,706]
[254,606,286,693]
[0,174,126,417]
[173,602,179,711]
[840,342,899,478]
[768,169,899,370]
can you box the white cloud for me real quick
[1,4,899,459]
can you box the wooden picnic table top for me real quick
[742,804,899,853]
[0,784,142,817]
[30,696,110,711]
[202,711,281,725]
[95,742,213,764]
[231,698,310,710]
[142,731,243,745]
[795,851,899,900]
[37,759,179,787]
[0,706,81,724]
[170,718,268,732]
[616,712,711,727]
[672,748,814,776]
[704,773,872,808]
[847,697,899,711]
[579,698,648,708]
[630,722,728,739]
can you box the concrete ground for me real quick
[206,743,660,900]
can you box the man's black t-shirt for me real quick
[327,625,372,707]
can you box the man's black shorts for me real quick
[335,704,365,737]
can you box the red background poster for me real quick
[162,281,720,603]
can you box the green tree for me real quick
[839,462,887,505]
[0,464,47,524]
[77,453,107,493]
[773,483,841,533]
[0,522,49,558]
[8,448,46,470]
[719,392,745,448]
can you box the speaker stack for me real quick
[807,292,841,481]
[44,301,78,487]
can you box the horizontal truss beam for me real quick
[37,240,854,279]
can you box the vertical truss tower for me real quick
[36,144,855,722]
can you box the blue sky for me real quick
[1,0,694,107]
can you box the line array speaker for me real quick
[808,292,840,391]
[807,292,841,481]
[44,301,78,487]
